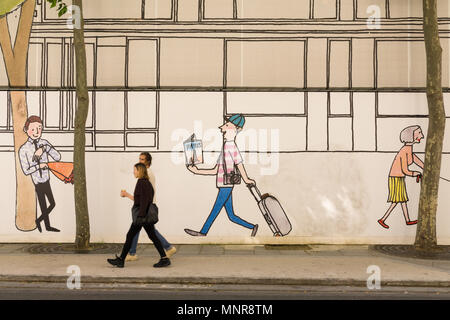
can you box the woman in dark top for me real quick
[107,163,170,268]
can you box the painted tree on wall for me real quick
[0,0,37,231]
[415,0,446,250]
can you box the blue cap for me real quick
[225,114,245,128]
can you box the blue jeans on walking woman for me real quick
[200,187,255,235]
[129,228,172,255]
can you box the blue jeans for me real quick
[129,228,172,255]
[200,187,255,235]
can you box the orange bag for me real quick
[47,162,74,184]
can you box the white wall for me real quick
[0,91,449,244]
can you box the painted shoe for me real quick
[184,229,206,237]
[125,254,139,262]
[378,219,389,229]
[166,246,177,258]
[406,220,418,225]
[251,224,258,237]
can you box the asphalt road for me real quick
[0,282,449,300]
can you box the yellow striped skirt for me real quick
[387,177,409,203]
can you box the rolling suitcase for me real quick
[247,184,292,236]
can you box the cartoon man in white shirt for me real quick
[19,115,61,232]
[185,114,258,237]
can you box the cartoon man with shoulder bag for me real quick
[185,114,259,237]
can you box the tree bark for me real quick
[72,0,90,249]
[0,0,37,231]
[415,0,446,249]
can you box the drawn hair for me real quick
[140,152,152,166]
[400,125,421,143]
[134,162,149,180]
[24,115,43,131]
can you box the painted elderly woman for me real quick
[377,125,425,229]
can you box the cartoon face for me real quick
[219,121,238,140]
[413,128,424,143]
[26,122,42,140]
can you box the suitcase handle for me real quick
[247,183,262,202]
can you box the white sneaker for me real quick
[165,246,177,258]
[125,254,138,262]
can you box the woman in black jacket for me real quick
[107,163,170,268]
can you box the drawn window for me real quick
[27,42,43,87]
[95,91,125,131]
[389,0,449,19]
[0,92,8,129]
[329,92,351,115]
[160,38,224,87]
[204,0,234,19]
[226,40,305,88]
[227,92,305,115]
[47,42,62,87]
[313,0,337,19]
[96,38,126,87]
[127,92,157,129]
[236,0,310,19]
[328,40,350,88]
[144,0,173,19]
[377,41,426,88]
[356,0,386,19]
[44,91,61,129]
[127,40,158,87]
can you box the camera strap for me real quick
[222,141,237,176]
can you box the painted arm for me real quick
[400,154,417,177]
[187,164,218,176]
[413,154,424,169]
[19,147,40,176]
[44,142,61,161]
[236,163,256,185]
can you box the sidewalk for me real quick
[0,244,449,288]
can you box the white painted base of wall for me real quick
[1,152,449,244]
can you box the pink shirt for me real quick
[216,141,243,188]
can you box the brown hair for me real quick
[24,115,43,131]
[134,163,149,180]
[140,152,152,166]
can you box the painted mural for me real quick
[1,1,450,244]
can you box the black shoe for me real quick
[35,219,42,233]
[107,255,124,268]
[46,226,60,232]
[153,258,170,268]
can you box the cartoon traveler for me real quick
[19,116,61,232]
[378,125,424,229]
[184,114,259,237]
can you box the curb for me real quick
[1,275,449,288]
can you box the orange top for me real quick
[389,145,417,177]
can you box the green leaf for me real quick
[0,0,26,17]
[58,6,68,17]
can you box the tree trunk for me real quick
[414,0,446,250]
[0,0,36,231]
[72,0,90,249]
